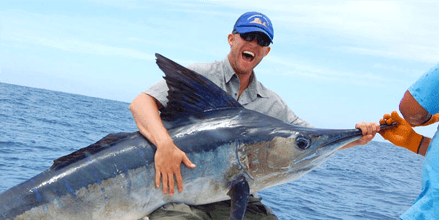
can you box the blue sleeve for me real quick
[408,63,439,115]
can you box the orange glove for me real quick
[413,113,439,127]
[379,111,423,154]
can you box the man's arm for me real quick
[340,122,380,150]
[129,93,196,196]
[399,90,436,156]
[399,90,433,126]
[284,103,379,150]
[418,136,432,156]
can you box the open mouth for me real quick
[242,51,255,62]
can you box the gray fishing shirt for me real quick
[145,56,312,128]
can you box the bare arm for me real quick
[378,90,436,156]
[399,90,432,126]
[340,122,380,150]
[399,90,434,156]
[130,93,167,146]
[418,136,432,156]
[129,93,195,196]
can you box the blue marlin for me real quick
[0,54,391,220]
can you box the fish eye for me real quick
[296,136,311,150]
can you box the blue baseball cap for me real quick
[233,12,274,43]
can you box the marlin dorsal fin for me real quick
[155,53,243,121]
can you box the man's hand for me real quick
[354,121,380,145]
[379,111,423,154]
[340,122,380,150]
[129,94,197,196]
[155,141,196,196]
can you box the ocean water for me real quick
[0,82,424,220]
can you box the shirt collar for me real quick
[222,56,269,99]
[222,56,236,84]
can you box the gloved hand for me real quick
[413,113,439,127]
[379,111,423,154]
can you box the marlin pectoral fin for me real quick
[227,176,250,220]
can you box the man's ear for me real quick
[264,46,271,57]
[228,34,234,47]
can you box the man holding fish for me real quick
[130,11,380,220]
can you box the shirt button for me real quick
[234,93,237,96]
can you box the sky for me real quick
[1,1,438,140]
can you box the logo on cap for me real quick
[249,17,267,27]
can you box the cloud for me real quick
[211,1,438,63]
[341,45,439,64]
[260,54,402,87]
[2,1,437,89]
[372,63,425,77]
[1,9,155,60]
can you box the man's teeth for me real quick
[243,51,255,58]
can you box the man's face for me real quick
[227,33,271,75]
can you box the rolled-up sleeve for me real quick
[284,104,313,128]
[144,79,169,108]
[288,110,313,128]
[144,64,204,108]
